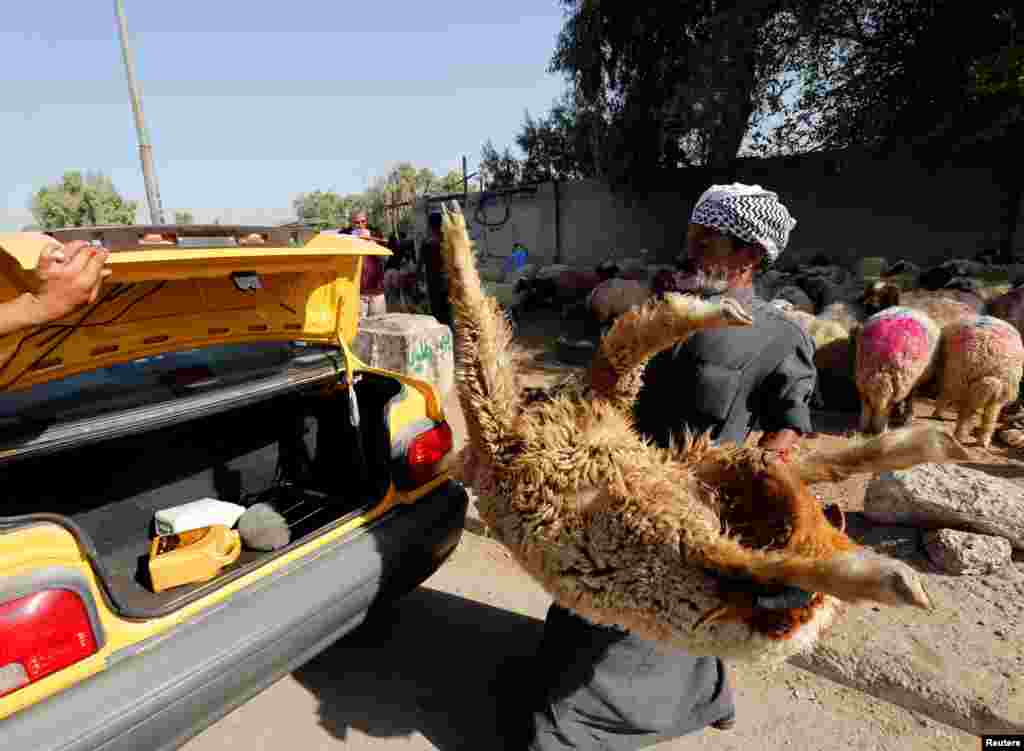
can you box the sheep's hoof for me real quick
[719,296,755,326]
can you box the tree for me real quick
[174,210,195,224]
[763,1,1024,259]
[515,92,599,182]
[437,169,466,195]
[30,171,139,230]
[480,140,523,189]
[547,0,817,188]
[292,190,361,229]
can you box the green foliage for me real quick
[292,189,362,229]
[173,210,195,224]
[544,0,815,187]
[296,163,480,237]
[437,169,466,194]
[757,1,1023,259]
[30,171,139,230]
[480,140,523,189]
[761,2,1022,158]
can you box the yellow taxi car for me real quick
[0,225,467,749]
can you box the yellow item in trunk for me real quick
[148,525,242,593]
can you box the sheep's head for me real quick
[861,280,900,315]
[689,426,965,644]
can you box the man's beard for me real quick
[690,268,732,299]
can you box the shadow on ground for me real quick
[844,512,934,573]
[292,586,544,750]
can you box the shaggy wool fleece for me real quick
[900,291,977,330]
[934,315,1024,447]
[437,202,952,667]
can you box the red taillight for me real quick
[406,421,454,487]
[0,590,98,699]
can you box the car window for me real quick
[0,341,339,424]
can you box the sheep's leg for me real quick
[972,376,1006,448]
[867,402,889,434]
[438,202,520,459]
[859,402,872,433]
[705,546,934,612]
[979,398,1004,449]
[891,388,916,429]
[587,293,753,409]
[953,410,975,444]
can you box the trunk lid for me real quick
[0,225,389,393]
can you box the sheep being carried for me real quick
[437,201,968,665]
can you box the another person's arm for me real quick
[0,241,110,337]
[756,332,817,452]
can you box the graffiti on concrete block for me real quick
[407,333,452,379]
[408,340,435,376]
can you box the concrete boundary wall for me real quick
[412,149,1023,271]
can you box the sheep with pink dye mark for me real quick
[932,315,1024,447]
[855,306,942,434]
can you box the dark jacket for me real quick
[633,292,817,447]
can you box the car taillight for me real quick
[406,421,454,487]
[0,590,98,699]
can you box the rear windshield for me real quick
[0,341,339,426]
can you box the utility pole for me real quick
[114,0,164,225]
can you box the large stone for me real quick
[923,528,1013,575]
[351,313,454,399]
[864,463,1024,550]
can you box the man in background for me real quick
[417,211,452,328]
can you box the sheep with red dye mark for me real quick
[932,315,1024,447]
[855,306,942,434]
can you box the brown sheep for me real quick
[900,290,979,330]
[438,202,967,665]
[932,315,1024,447]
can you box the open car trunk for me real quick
[1,368,403,619]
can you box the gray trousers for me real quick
[526,604,734,751]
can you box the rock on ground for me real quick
[864,463,1024,550]
[924,528,1014,575]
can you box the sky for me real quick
[1,2,569,230]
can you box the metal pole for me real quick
[462,155,469,204]
[114,0,164,225]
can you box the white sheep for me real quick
[855,306,942,434]
[932,315,1024,447]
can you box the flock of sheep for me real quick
[506,255,1024,450]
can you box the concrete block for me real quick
[352,313,454,399]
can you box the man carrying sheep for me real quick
[505,183,818,750]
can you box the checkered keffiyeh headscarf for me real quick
[690,183,797,263]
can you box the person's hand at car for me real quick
[0,240,112,337]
